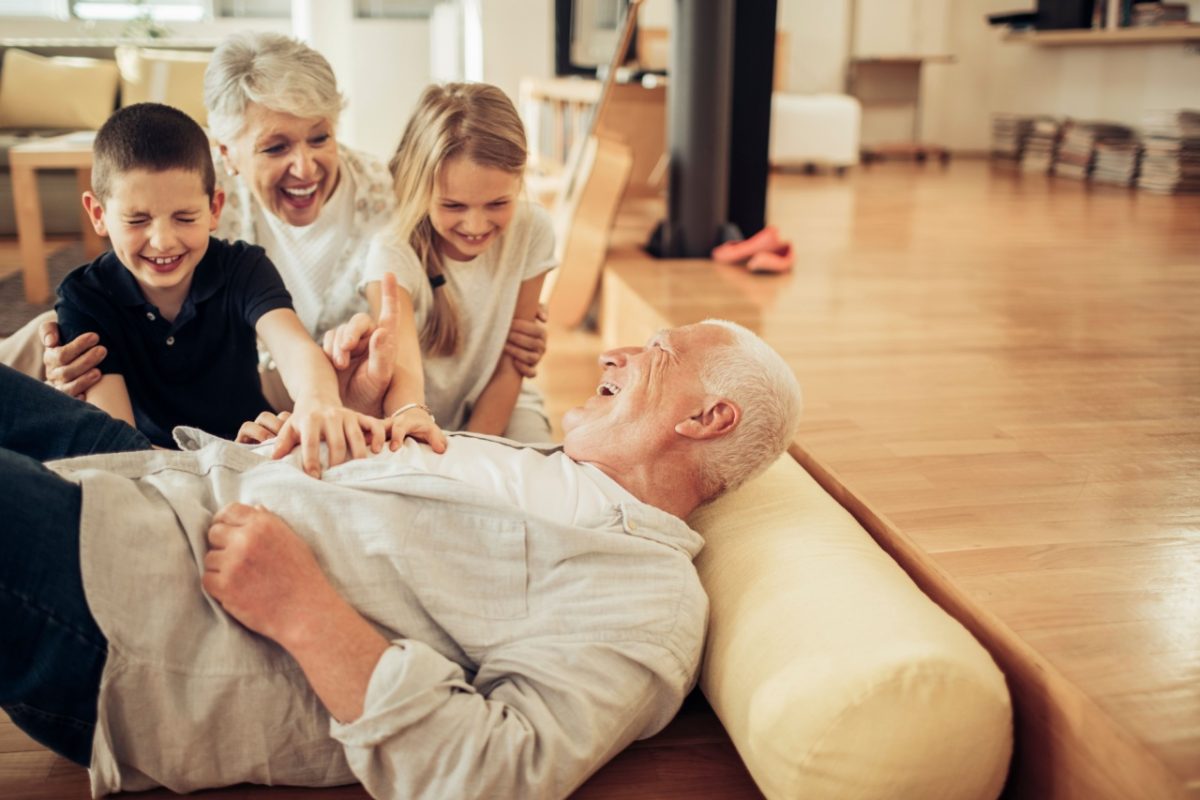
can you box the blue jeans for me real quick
[0,365,150,765]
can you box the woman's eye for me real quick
[310,134,331,145]
[488,200,509,209]
[262,144,287,155]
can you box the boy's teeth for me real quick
[149,256,179,265]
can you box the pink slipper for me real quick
[747,243,794,274]
[711,225,781,264]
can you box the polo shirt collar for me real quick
[98,239,225,309]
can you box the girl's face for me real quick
[429,155,520,261]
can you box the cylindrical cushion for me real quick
[689,455,1012,800]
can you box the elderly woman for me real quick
[6,32,547,424]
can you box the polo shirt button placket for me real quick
[146,311,156,321]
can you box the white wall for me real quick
[478,0,553,105]
[921,0,1200,151]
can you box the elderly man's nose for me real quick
[599,347,635,367]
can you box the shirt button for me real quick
[146,311,156,321]
[165,336,175,346]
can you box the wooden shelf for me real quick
[1004,25,1200,45]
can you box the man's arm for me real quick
[464,274,548,437]
[204,502,692,800]
[203,503,387,721]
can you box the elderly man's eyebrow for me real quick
[648,330,678,356]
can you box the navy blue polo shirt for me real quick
[56,238,294,448]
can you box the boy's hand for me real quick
[386,405,447,453]
[271,400,386,476]
[503,303,549,379]
[42,321,105,398]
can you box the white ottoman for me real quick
[769,93,862,171]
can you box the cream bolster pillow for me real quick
[0,48,119,130]
[689,454,1013,800]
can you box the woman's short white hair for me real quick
[695,319,803,499]
[204,31,346,144]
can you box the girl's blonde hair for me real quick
[389,82,528,357]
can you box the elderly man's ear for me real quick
[675,399,740,441]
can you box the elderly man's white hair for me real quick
[204,31,346,145]
[696,319,803,499]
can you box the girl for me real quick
[329,82,557,447]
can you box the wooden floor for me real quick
[3,161,1197,798]
[598,161,1200,799]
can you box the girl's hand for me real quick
[386,405,448,453]
[271,401,387,476]
[503,303,549,379]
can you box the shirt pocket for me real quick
[405,509,529,621]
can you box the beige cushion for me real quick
[0,49,119,130]
[689,454,1013,799]
[115,45,210,126]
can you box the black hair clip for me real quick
[429,273,447,289]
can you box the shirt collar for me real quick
[96,240,225,309]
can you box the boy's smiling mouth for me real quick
[142,253,185,273]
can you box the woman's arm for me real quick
[360,275,446,451]
[464,274,548,437]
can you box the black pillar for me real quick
[727,0,777,238]
[662,0,735,258]
[654,0,776,258]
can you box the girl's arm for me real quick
[464,274,548,437]
[84,373,137,427]
[256,308,386,476]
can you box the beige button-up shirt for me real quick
[48,431,708,799]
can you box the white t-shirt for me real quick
[256,166,357,335]
[382,433,636,527]
[362,202,557,431]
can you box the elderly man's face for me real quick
[222,103,340,227]
[562,323,729,461]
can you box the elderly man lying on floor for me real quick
[0,320,802,800]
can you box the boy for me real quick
[55,103,381,475]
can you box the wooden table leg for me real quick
[10,163,50,305]
[77,167,105,259]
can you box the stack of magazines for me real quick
[1137,109,1200,194]
[991,114,1033,169]
[1021,117,1061,174]
[1054,120,1136,181]
[1093,140,1142,187]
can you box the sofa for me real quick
[686,449,1012,798]
[0,43,210,236]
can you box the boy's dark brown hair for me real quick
[91,103,216,202]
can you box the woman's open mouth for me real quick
[280,182,320,208]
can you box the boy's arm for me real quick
[464,274,548,437]
[255,309,385,476]
[84,374,137,428]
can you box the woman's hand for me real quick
[41,320,106,398]
[236,410,290,445]
[503,303,549,378]
[386,404,447,453]
[270,400,387,476]
[322,275,407,415]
